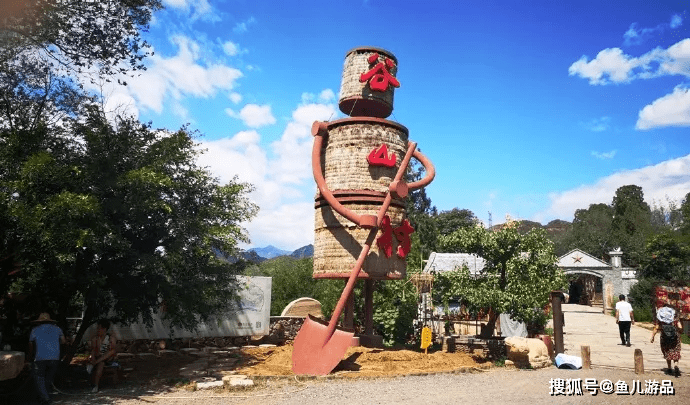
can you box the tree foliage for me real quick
[247,257,343,317]
[436,223,566,337]
[1,0,161,76]
[610,185,653,266]
[1,107,257,360]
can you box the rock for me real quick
[179,348,199,355]
[116,353,135,360]
[223,375,254,387]
[136,353,157,359]
[0,351,25,381]
[196,380,224,390]
[504,336,552,369]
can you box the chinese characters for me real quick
[360,53,400,92]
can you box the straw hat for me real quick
[657,307,675,324]
[32,312,56,324]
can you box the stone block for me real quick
[179,348,199,355]
[504,336,551,369]
[0,351,25,381]
[223,375,254,387]
[202,346,219,353]
[116,353,135,360]
[136,353,157,359]
[196,380,224,390]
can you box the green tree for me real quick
[2,107,257,362]
[405,155,437,269]
[436,223,566,338]
[435,208,478,237]
[610,185,653,266]
[565,203,614,260]
[372,278,418,346]
[638,233,690,280]
[2,0,161,76]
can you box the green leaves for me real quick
[435,224,566,325]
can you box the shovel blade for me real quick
[292,315,357,375]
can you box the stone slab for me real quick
[196,380,224,390]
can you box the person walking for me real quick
[615,294,634,347]
[651,306,684,377]
[29,312,66,405]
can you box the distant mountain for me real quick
[212,247,265,264]
[248,245,291,259]
[290,244,314,258]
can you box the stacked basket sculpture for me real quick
[292,46,435,375]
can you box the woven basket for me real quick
[339,46,398,118]
[313,118,410,280]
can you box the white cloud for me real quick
[88,35,243,117]
[534,154,690,222]
[591,150,617,159]
[162,0,215,21]
[229,92,242,104]
[197,91,337,249]
[226,104,276,128]
[222,41,240,56]
[581,116,611,132]
[568,38,690,85]
[233,17,256,34]
[671,14,683,29]
[623,15,684,46]
[637,86,690,130]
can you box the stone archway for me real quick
[564,270,604,306]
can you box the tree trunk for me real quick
[480,310,498,338]
[62,301,95,367]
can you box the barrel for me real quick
[313,117,409,280]
[339,47,398,119]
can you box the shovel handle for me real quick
[323,141,418,343]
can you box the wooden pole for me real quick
[634,349,644,374]
[551,291,564,355]
[581,346,591,369]
[364,279,374,335]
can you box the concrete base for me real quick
[350,336,361,347]
[356,334,384,348]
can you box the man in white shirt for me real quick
[615,294,635,347]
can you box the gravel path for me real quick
[26,366,689,405]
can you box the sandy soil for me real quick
[237,344,484,377]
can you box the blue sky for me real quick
[91,0,690,251]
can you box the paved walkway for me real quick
[561,303,687,373]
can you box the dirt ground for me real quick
[236,344,484,378]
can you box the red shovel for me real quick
[292,122,428,375]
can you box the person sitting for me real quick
[88,319,118,392]
[651,306,684,377]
